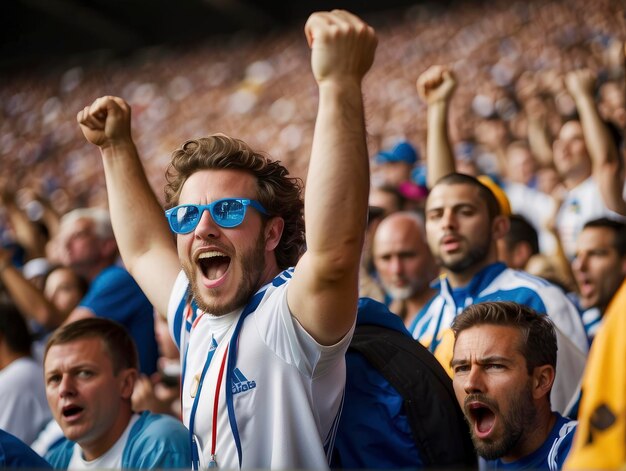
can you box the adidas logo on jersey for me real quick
[231,367,256,395]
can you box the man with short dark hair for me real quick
[498,214,539,270]
[44,318,190,469]
[451,301,577,470]
[571,217,626,342]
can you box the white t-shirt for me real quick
[0,357,51,445]
[167,269,353,469]
[67,415,139,469]
[505,182,558,255]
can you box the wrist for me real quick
[317,77,363,94]
[100,139,137,158]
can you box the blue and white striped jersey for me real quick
[409,262,588,415]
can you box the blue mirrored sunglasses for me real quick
[165,198,269,234]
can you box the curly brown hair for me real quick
[164,134,305,269]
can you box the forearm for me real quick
[426,100,455,187]
[574,94,625,213]
[38,199,61,239]
[574,94,618,167]
[527,118,554,167]
[305,81,369,274]
[4,203,44,260]
[100,141,172,272]
[0,264,63,329]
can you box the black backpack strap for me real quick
[350,324,477,468]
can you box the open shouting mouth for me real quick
[197,251,231,282]
[466,400,496,439]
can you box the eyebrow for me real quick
[45,362,99,374]
[426,202,479,213]
[450,355,513,368]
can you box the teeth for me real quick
[198,251,226,259]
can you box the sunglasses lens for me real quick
[213,200,245,227]
[171,206,200,233]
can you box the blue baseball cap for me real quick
[375,141,419,165]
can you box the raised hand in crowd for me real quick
[416,65,457,187]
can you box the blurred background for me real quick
[0,0,624,230]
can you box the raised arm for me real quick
[416,65,457,187]
[288,10,377,345]
[565,69,626,215]
[525,96,555,168]
[77,97,180,316]
[0,190,47,261]
[0,247,64,329]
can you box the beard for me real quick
[384,284,414,301]
[440,236,491,274]
[466,382,538,461]
[184,234,267,316]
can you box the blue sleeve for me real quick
[0,429,52,468]
[79,267,150,323]
[126,414,191,469]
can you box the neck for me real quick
[563,171,589,190]
[445,248,499,288]
[80,408,133,461]
[502,408,557,463]
[402,288,437,327]
[445,262,490,288]
[259,260,282,287]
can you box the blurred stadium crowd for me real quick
[1,0,623,226]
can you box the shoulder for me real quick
[91,265,130,284]
[486,269,573,308]
[547,415,577,469]
[83,265,142,299]
[0,357,42,386]
[124,412,191,469]
[45,437,74,469]
[131,411,188,439]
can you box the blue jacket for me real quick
[0,429,51,468]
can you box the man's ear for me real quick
[532,365,555,400]
[492,215,510,241]
[264,217,285,252]
[119,368,138,400]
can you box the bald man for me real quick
[372,212,439,327]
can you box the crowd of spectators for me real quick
[1,0,624,231]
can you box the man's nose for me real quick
[389,256,404,275]
[463,366,485,395]
[441,209,457,230]
[194,209,221,239]
[59,375,76,398]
